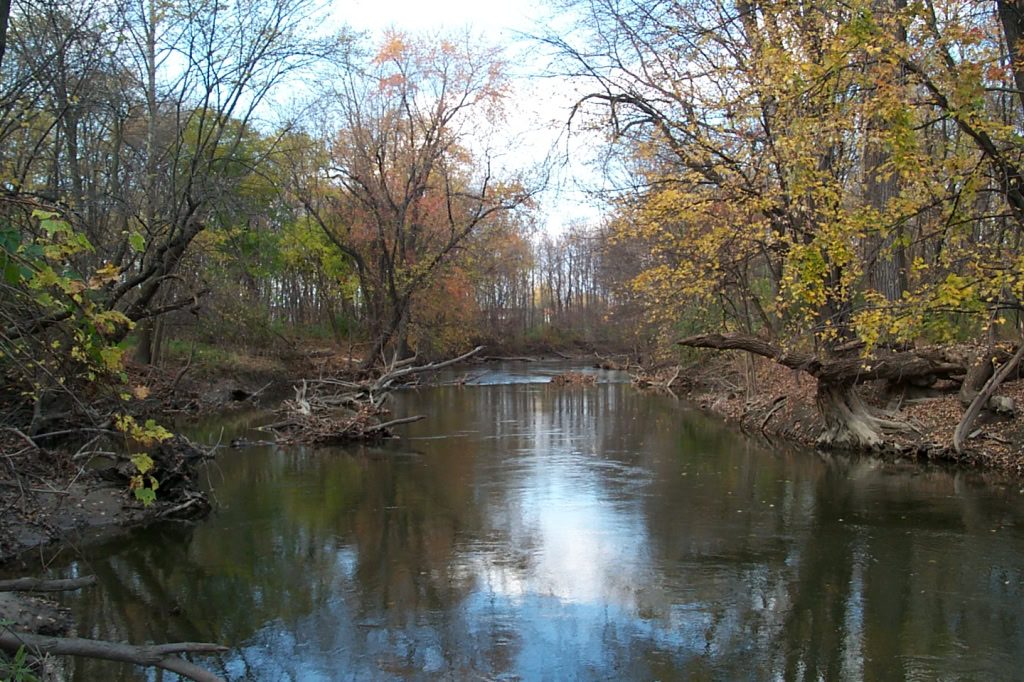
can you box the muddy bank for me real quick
[0,436,212,568]
[0,435,216,676]
[679,358,1024,476]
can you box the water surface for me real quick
[28,363,1024,679]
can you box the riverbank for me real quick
[0,357,303,572]
[681,357,1024,476]
[0,342,615,568]
[0,435,214,568]
[6,341,1024,570]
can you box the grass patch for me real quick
[162,339,287,374]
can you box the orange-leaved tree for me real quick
[293,30,536,367]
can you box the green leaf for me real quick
[99,346,124,370]
[4,262,21,285]
[130,452,154,475]
[39,217,69,237]
[0,226,20,252]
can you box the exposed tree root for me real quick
[815,384,911,449]
[677,332,1013,451]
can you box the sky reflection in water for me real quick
[36,365,1024,680]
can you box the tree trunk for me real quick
[997,0,1024,116]
[152,316,166,365]
[0,0,10,72]
[816,383,884,449]
[678,332,967,449]
[954,340,1024,453]
[959,349,993,407]
[134,320,153,364]
[864,0,908,302]
[395,307,412,361]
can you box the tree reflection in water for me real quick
[21,371,1024,680]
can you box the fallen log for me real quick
[677,333,966,384]
[954,340,1024,454]
[0,576,97,593]
[0,631,226,682]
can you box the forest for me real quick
[0,0,1023,462]
[3,0,1024,677]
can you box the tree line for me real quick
[6,0,1019,450]
[0,0,649,438]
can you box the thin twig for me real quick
[3,427,38,450]
[364,415,425,433]
[245,380,274,403]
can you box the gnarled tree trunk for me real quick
[678,332,968,449]
[816,383,884,449]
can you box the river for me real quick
[32,362,1024,679]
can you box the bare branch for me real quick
[0,631,227,682]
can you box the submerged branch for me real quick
[0,631,227,682]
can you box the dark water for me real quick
[24,363,1024,680]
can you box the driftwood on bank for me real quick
[0,574,225,682]
[0,576,97,593]
[954,340,1024,453]
[0,631,226,682]
[631,365,683,396]
[264,346,484,445]
[93,436,213,519]
[594,353,630,371]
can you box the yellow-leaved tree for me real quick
[544,0,1024,448]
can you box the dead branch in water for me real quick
[365,415,426,433]
[372,346,485,392]
[0,631,226,682]
[550,371,597,386]
[267,347,484,445]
